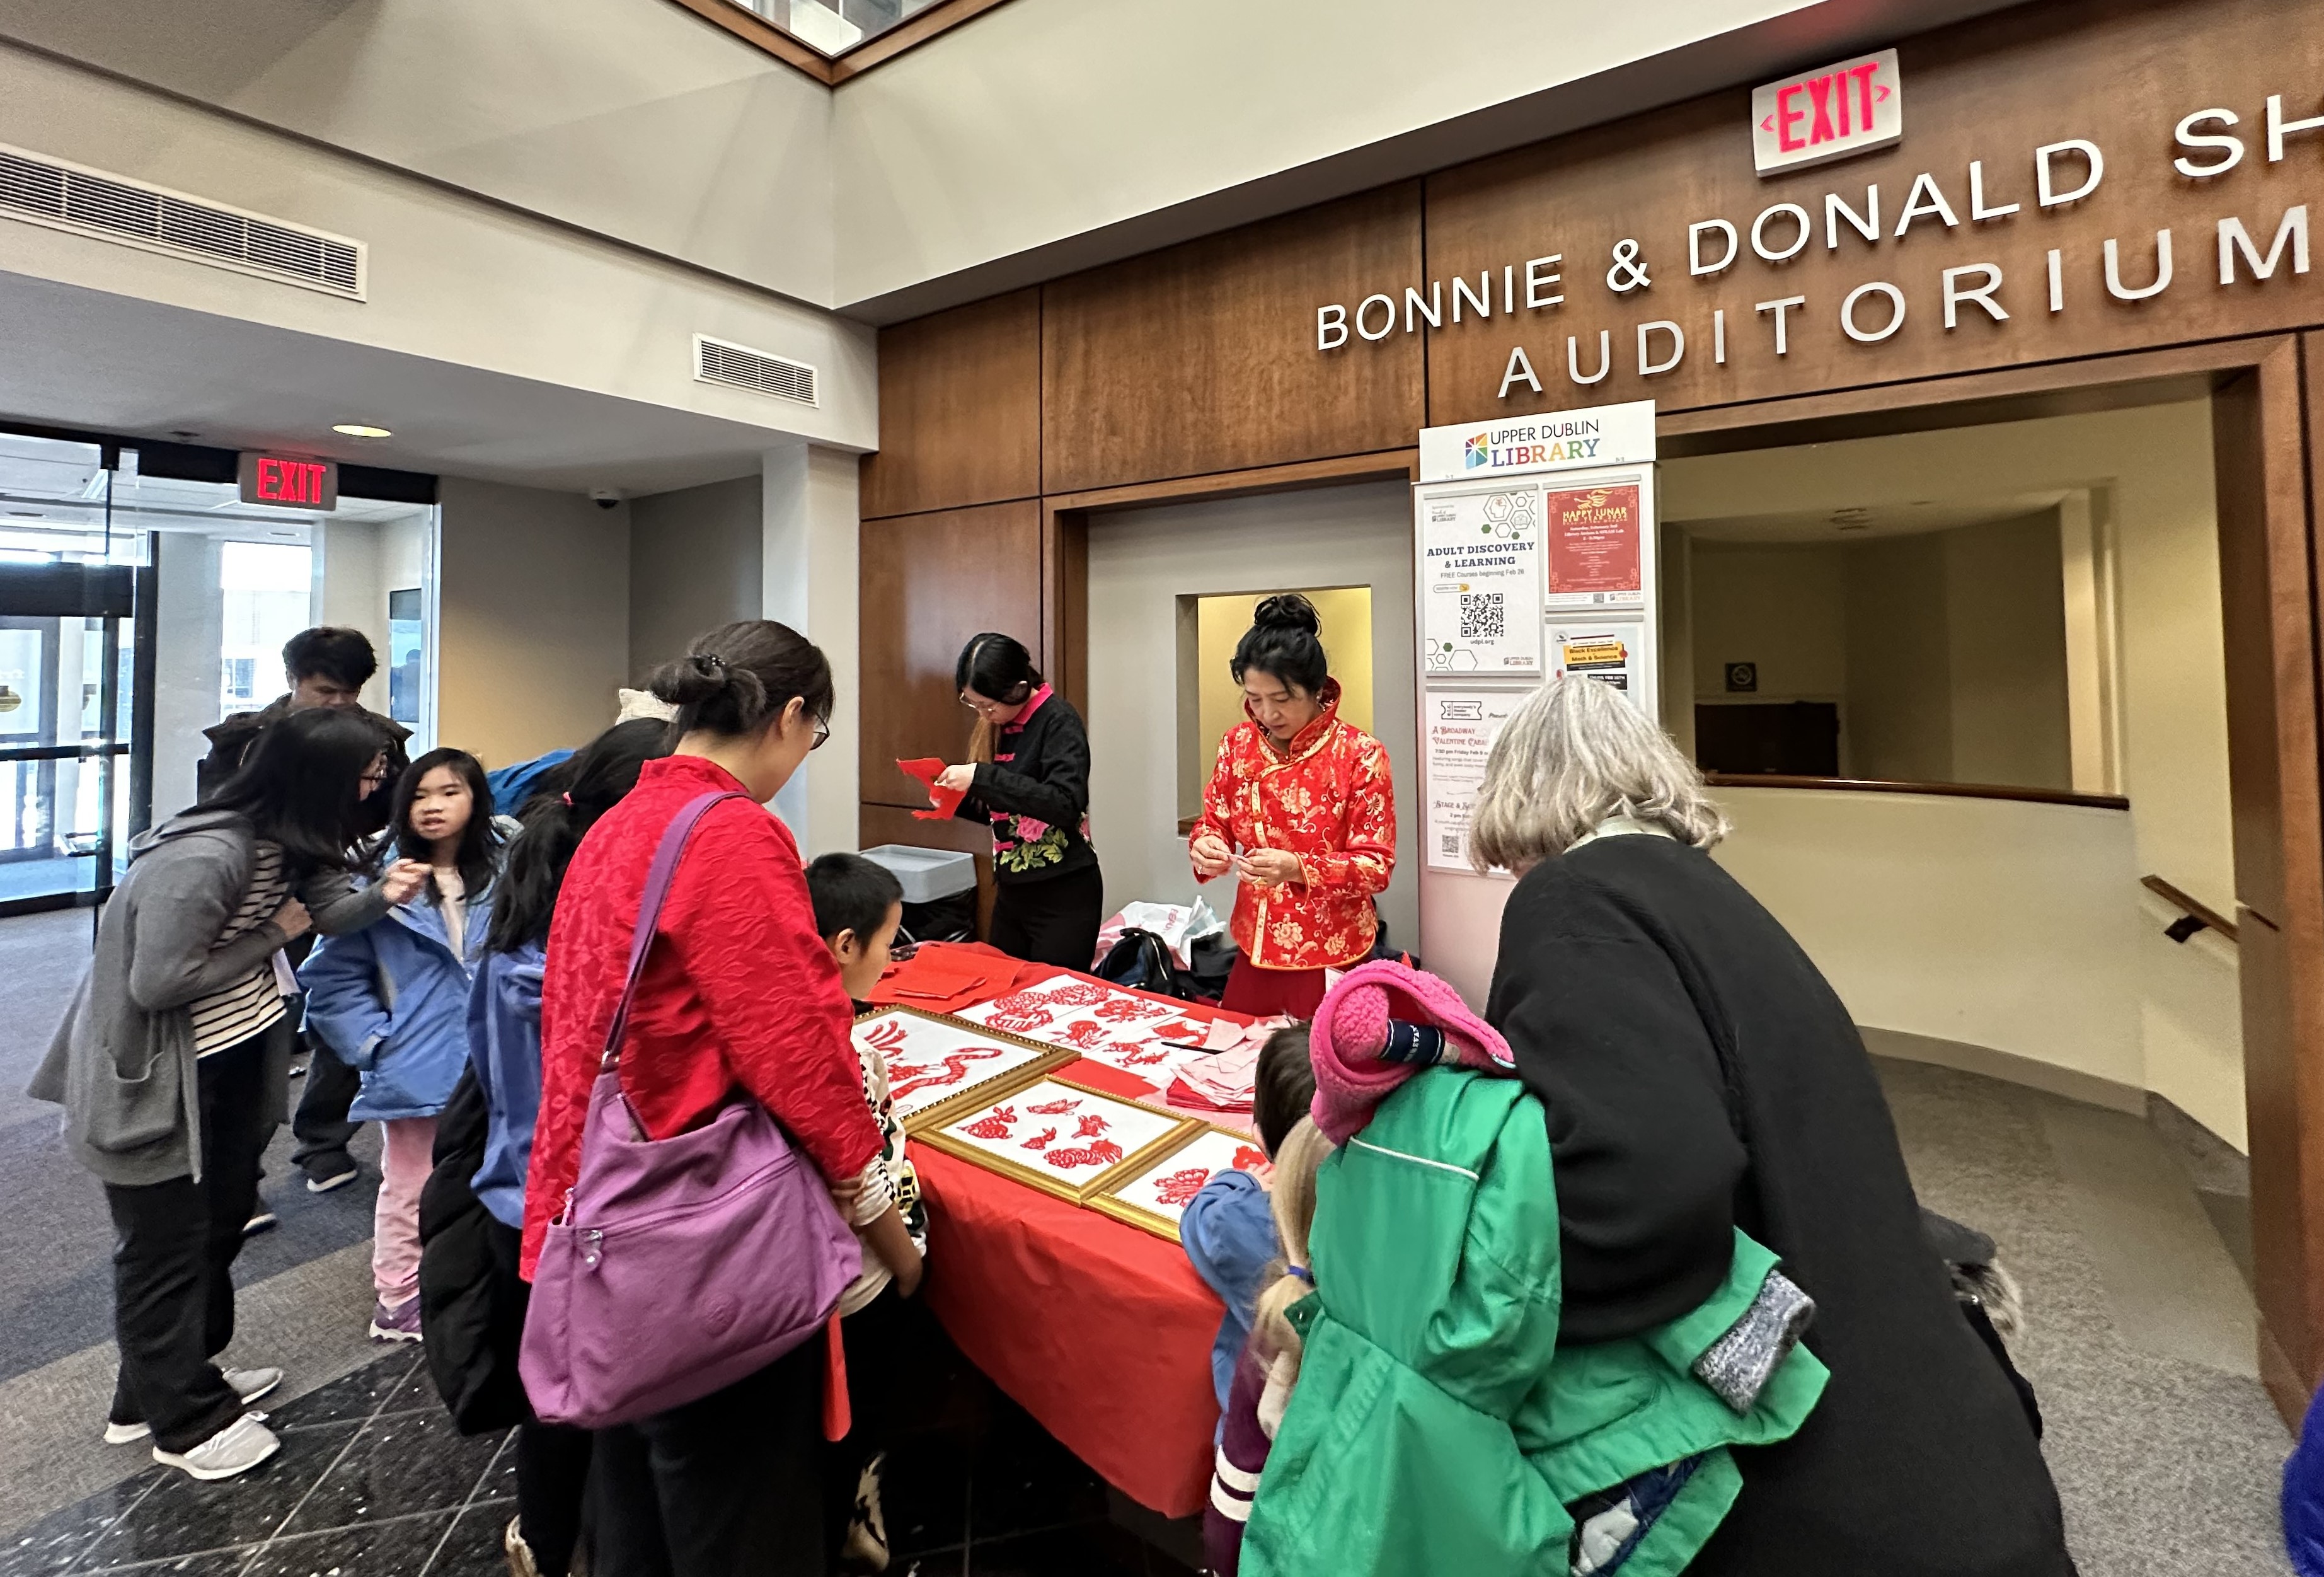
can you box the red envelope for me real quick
[897,757,967,821]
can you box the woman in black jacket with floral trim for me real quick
[935,633,1105,969]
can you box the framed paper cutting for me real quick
[851,1007,1074,1133]
[1088,1126,1271,1243]
[918,1077,1199,1204]
[953,974,1214,1083]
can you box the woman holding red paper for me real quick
[929,633,1105,969]
[1188,594,1396,1019]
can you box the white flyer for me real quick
[1420,484,1543,676]
[1547,619,1655,719]
[1422,688,1526,872]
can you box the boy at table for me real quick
[807,853,930,1574]
[1180,1025,1316,1423]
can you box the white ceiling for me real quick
[1677,491,2071,545]
[0,269,804,499]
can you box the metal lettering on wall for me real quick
[1308,46,2322,412]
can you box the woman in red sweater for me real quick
[524,620,883,1577]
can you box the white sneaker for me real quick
[151,1412,280,1481]
[103,1366,284,1445]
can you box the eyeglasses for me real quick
[810,719,831,751]
[358,769,388,789]
[960,691,996,715]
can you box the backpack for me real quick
[1093,928,1186,999]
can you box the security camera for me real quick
[589,487,623,509]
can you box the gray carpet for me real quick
[1875,1056,2292,1575]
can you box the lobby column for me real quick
[763,442,861,855]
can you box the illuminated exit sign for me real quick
[1752,48,1901,175]
[239,452,338,510]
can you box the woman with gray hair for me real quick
[1473,676,2074,1577]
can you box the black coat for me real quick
[955,691,1099,885]
[1486,833,2074,1577]
[417,1067,528,1435]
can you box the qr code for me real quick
[1459,591,1505,640]
[1440,834,1463,857]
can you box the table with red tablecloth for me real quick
[871,943,1254,1518]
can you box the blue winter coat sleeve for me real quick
[299,927,394,1071]
[1181,1169,1280,1410]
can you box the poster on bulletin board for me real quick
[1423,688,1523,872]
[1419,484,1543,676]
[1543,477,1647,611]
[1548,618,1655,720]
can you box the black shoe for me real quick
[299,1153,359,1193]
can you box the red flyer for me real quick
[1545,482,1643,603]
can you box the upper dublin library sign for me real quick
[1309,34,2321,412]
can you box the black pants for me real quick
[819,1288,916,1559]
[103,1031,275,1453]
[290,1027,362,1168]
[483,1218,595,1577]
[989,862,1105,971]
[591,1339,826,1577]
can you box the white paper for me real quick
[1107,1128,1272,1225]
[853,1013,1054,1123]
[1420,484,1543,676]
[1423,688,1526,873]
[937,1079,1187,1186]
[1547,618,1655,719]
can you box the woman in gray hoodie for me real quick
[31,707,427,1482]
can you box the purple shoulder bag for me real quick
[519,790,863,1429]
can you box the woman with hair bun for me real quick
[525,621,884,1575]
[1188,594,1396,1018]
[932,632,1105,969]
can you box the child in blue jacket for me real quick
[1180,1024,1316,1419]
[302,748,507,1344]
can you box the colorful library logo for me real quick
[1463,432,1491,469]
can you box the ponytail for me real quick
[483,718,672,953]
[1251,1118,1336,1382]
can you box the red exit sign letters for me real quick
[238,453,339,511]
[1752,48,1902,175]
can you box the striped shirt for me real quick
[188,841,292,1057]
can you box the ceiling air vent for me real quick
[694,335,817,407]
[0,142,364,299]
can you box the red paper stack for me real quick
[897,757,965,821]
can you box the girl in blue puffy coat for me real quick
[302,748,509,1344]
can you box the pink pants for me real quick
[373,1116,438,1306]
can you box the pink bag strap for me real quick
[599,789,747,1073]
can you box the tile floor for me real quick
[0,1343,1199,1577]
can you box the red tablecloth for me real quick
[903,963,1253,1518]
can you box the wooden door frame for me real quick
[1046,337,2323,1422]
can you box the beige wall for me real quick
[436,478,630,768]
[0,0,837,306]
[1945,514,2071,792]
[630,476,766,684]
[1842,533,1954,782]
[1689,543,1846,705]
[1665,401,2244,1146]
[1088,482,1419,950]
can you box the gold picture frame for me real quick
[917,1074,1202,1205]
[1086,1123,1270,1243]
[852,1005,1078,1135]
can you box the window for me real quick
[218,541,313,717]
[670,0,1009,83]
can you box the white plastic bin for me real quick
[859,843,977,904]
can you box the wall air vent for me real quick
[694,335,818,407]
[0,142,364,300]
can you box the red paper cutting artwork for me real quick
[1095,996,1167,1024]
[897,757,966,822]
[1062,1020,1111,1049]
[863,1019,907,1053]
[889,1047,1007,1103]
[1020,1126,1059,1150]
[1151,1167,1213,1207]
[1044,1137,1125,1170]
[962,1104,1017,1140]
[1040,981,1110,1008]
[1232,1145,1267,1172]
[1026,1096,1083,1115]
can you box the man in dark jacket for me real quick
[198,626,412,1197]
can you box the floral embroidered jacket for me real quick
[1190,683,1396,971]
[955,685,1100,884]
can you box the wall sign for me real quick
[1417,398,1655,482]
[1752,49,1902,175]
[1545,477,1646,609]
[239,453,338,511]
[1423,689,1522,872]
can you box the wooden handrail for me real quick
[1702,773,2129,811]
[2141,875,2239,943]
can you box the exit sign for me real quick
[1752,48,1901,175]
[239,453,338,510]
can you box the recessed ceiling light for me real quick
[331,423,392,439]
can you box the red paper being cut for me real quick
[897,757,967,821]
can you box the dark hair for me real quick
[954,633,1040,707]
[805,852,904,945]
[281,626,379,690]
[486,719,672,953]
[390,748,503,901]
[1230,593,1329,695]
[648,621,832,741]
[1253,1022,1318,1157]
[206,706,384,870]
